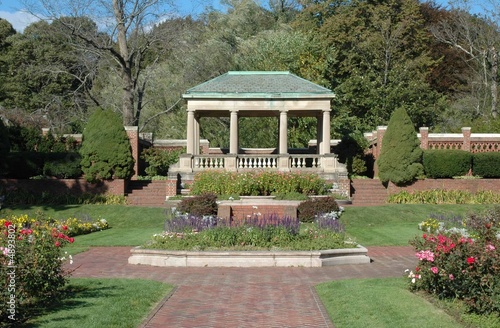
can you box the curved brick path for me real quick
[67,246,416,328]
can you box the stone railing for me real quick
[237,155,279,169]
[188,154,344,173]
[289,155,321,169]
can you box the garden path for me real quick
[67,246,416,328]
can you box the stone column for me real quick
[316,114,323,155]
[186,110,195,154]
[125,126,139,179]
[462,127,471,151]
[419,127,429,150]
[194,114,200,155]
[279,110,288,154]
[321,110,331,154]
[229,110,239,154]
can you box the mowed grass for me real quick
[340,204,490,246]
[1,204,167,253]
[316,278,461,328]
[24,278,173,328]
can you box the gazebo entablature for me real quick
[175,71,346,175]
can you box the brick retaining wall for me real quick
[0,179,126,196]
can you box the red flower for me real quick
[62,225,68,231]
[55,241,61,247]
[69,237,74,243]
[4,221,12,227]
[467,257,475,264]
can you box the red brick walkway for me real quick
[67,246,416,328]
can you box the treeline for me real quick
[0,0,499,148]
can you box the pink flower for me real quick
[416,250,435,262]
[486,244,496,251]
[449,274,454,280]
[430,267,439,274]
[55,241,61,247]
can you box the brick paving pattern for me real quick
[67,246,416,328]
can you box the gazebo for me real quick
[170,71,348,195]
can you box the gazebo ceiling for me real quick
[182,71,335,99]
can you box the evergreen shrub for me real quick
[423,150,472,178]
[79,109,134,182]
[0,119,9,175]
[141,147,183,176]
[177,193,218,217]
[473,152,500,178]
[377,108,423,185]
[5,152,44,178]
[43,152,82,178]
[297,196,340,223]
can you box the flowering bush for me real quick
[408,208,500,315]
[190,171,330,196]
[0,215,75,323]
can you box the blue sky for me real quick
[0,0,484,33]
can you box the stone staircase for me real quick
[350,179,388,206]
[126,180,167,206]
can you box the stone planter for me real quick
[128,245,370,268]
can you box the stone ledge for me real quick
[128,245,370,267]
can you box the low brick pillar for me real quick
[125,126,139,179]
[462,127,471,151]
[419,127,429,150]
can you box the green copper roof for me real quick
[183,71,335,99]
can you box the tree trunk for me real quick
[491,47,498,119]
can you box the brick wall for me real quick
[0,179,126,196]
[218,203,298,221]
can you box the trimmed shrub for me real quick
[79,109,134,182]
[473,152,500,178]
[177,193,218,217]
[297,196,340,223]
[43,152,82,178]
[423,150,472,178]
[377,108,423,185]
[141,147,183,176]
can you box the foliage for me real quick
[0,119,9,175]
[473,152,500,178]
[388,189,500,204]
[140,147,183,176]
[423,150,472,178]
[408,207,500,314]
[377,108,424,185]
[79,109,134,182]
[297,196,341,223]
[190,171,329,196]
[43,152,82,178]
[0,214,75,323]
[333,132,373,177]
[146,212,346,251]
[177,193,218,217]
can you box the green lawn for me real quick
[316,278,461,328]
[340,204,489,246]
[24,278,173,328]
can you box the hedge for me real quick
[423,150,471,178]
[473,152,500,178]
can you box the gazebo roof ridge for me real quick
[183,71,335,99]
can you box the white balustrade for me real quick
[237,156,278,169]
[290,156,321,169]
[194,156,225,169]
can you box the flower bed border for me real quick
[128,245,370,267]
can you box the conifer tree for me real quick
[80,109,134,182]
[377,108,423,185]
[0,119,9,175]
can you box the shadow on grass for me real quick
[21,282,125,327]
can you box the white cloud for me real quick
[0,10,40,33]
